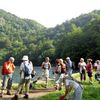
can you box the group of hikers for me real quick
[0,55,100,100]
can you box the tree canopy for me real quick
[0,9,100,65]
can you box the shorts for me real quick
[42,69,49,78]
[87,72,92,77]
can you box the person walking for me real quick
[12,55,33,100]
[53,59,61,81]
[0,57,15,97]
[55,59,66,90]
[41,57,51,88]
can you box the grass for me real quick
[1,72,100,100]
[32,79,55,89]
[33,72,100,100]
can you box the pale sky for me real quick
[0,0,100,27]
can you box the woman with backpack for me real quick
[12,55,33,100]
[41,57,51,88]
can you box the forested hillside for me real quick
[0,9,100,65]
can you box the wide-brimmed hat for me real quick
[22,55,29,61]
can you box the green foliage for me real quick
[35,73,100,100]
[32,80,55,89]
[0,9,100,65]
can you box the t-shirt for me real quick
[20,61,33,79]
[86,63,92,72]
[65,79,79,89]
[66,60,72,70]
[2,61,15,75]
[79,62,86,73]
[42,62,51,70]
[97,64,100,72]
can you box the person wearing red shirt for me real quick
[86,59,93,84]
[0,57,15,97]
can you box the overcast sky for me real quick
[0,0,100,27]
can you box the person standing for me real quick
[54,59,62,81]
[55,59,66,90]
[0,57,15,97]
[12,55,33,100]
[66,57,73,76]
[86,59,93,84]
[94,60,100,83]
[41,57,51,88]
[78,58,86,82]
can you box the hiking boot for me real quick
[23,94,29,99]
[7,90,11,95]
[11,94,18,100]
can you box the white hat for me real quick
[22,55,29,61]
[9,57,15,62]
[66,57,70,60]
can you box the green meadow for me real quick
[34,72,100,100]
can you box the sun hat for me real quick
[9,57,15,62]
[22,55,29,61]
[66,57,70,60]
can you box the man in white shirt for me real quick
[12,55,33,100]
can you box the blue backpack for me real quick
[24,62,32,77]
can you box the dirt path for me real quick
[1,88,56,100]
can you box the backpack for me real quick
[24,62,32,77]
[66,60,75,70]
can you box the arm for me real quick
[41,62,44,69]
[48,62,51,69]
